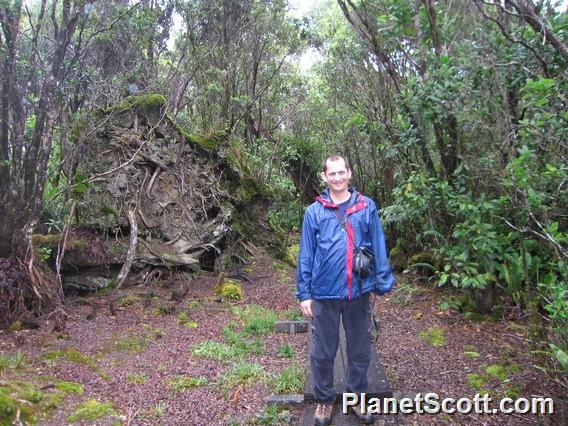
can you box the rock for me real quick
[63,274,113,292]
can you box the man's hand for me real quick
[300,299,313,319]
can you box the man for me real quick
[296,154,394,426]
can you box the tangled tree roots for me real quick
[0,257,62,329]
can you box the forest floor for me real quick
[0,249,565,425]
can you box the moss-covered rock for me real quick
[215,278,243,301]
[166,115,226,150]
[106,94,166,114]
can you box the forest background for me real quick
[0,0,566,381]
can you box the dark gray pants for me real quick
[310,293,372,403]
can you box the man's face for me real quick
[321,158,351,194]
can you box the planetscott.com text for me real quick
[342,392,554,415]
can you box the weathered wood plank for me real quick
[266,394,304,406]
[274,320,309,334]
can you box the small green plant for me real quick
[276,344,295,358]
[464,351,480,358]
[485,363,519,382]
[215,279,243,300]
[191,340,240,360]
[467,373,488,394]
[125,373,148,385]
[187,300,201,310]
[166,375,208,393]
[37,246,53,262]
[418,327,446,347]
[142,401,166,418]
[271,364,303,394]
[66,399,116,423]
[232,304,276,336]
[389,282,425,306]
[283,308,302,321]
[220,361,265,393]
[177,312,198,329]
[255,405,290,425]
[0,351,25,371]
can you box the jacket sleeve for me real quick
[296,207,317,302]
[369,201,395,295]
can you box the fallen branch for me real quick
[116,209,138,289]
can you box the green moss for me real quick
[114,335,148,353]
[464,351,480,358]
[106,94,166,114]
[464,311,487,322]
[485,363,519,382]
[166,114,225,150]
[467,373,488,393]
[42,348,110,381]
[215,280,243,301]
[55,381,84,395]
[66,399,116,423]
[418,327,446,347]
[8,321,22,332]
[151,303,176,316]
[116,294,141,308]
[0,379,70,424]
[177,312,198,329]
[0,382,37,425]
[282,244,300,268]
[166,375,208,393]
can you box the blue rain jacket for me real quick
[296,188,394,301]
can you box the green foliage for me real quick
[0,352,25,372]
[254,405,291,426]
[66,400,117,423]
[190,340,241,361]
[114,335,149,353]
[276,344,295,358]
[43,348,110,381]
[215,280,243,301]
[54,381,84,395]
[467,373,488,394]
[166,375,208,392]
[418,327,446,347]
[282,308,303,321]
[219,361,265,394]
[270,364,303,394]
[177,312,198,329]
[232,304,276,336]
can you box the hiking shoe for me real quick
[313,403,333,426]
[350,405,374,424]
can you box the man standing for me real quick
[296,154,394,426]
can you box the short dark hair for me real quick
[322,154,350,173]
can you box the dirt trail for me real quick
[0,254,565,425]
